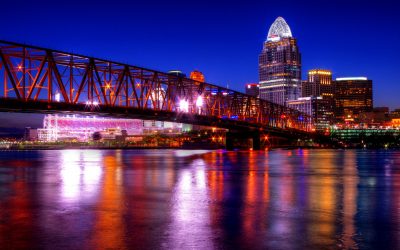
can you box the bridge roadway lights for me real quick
[226,130,261,151]
[0,97,320,147]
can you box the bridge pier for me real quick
[252,133,261,150]
[226,131,261,150]
[225,132,234,151]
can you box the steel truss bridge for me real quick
[0,40,312,139]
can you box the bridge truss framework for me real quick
[0,40,312,134]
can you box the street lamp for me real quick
[55,93,61,102]
[196,96,203,107]
[196,96,203,114]
[179,99,189,113]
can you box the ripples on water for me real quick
[0,149,399,249]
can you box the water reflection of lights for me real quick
[268,150,295,247]
[60,150,103,202]
[174,150,210,158]
[194,159,207,189]
[179,170,192,192]
[6,149,400,248]
[384,164,391,177]
[196,168,206,189]
[168,157,213,248]
[90,154,126,249]
[341,150,358,249]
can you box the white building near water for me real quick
[37,114,189,142]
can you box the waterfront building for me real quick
[259,17,301,105]
[24,127,38,141]
[334,77,373,123]
[37,115,186,142]
[358,107,390,127]
[286,96,331,131]
[245,83,260,97]
[286,97,315,117]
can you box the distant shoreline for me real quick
[1,145,396,151]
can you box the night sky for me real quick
[1,0,399,128]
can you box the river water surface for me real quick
[0,149,399,249]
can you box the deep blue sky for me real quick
[1,0,400,127]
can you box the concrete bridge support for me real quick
[226,131,261,150]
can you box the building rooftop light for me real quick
[336,77,368,81]
[267,17,292,42]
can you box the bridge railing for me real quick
[0,40,313,132]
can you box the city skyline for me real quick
[0,0,400,130]
[1,0,399,109]
[1,2,400,249]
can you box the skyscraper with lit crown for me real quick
[259,17,301,105]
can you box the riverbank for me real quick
[3,144,397,151]
[1,143,224,151]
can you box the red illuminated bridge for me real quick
[0,40,314,147]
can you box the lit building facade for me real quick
[390,109,400,119]
[301,69,335,128]
[334,77,373,123]
[286,97,332,131]
[286,97,315,118]
[37,115,143,142]
[37,114,187,142]
[358,107,390,127]
[24,127,38,141]
[245,83,260,97]
[259,17,301,105]
[302,69,334,98]
[190,70,205,83]
[392,118,400,128]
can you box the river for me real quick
[0,149,399,249]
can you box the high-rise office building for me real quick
[302,69,334,98]
[334,77,373,122]
[301,69,335,128]
[286,97,332,131]
[259,17,301,105]
[245,83,260,97]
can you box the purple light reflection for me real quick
[59,150,103,203]
[166,158,215,249]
